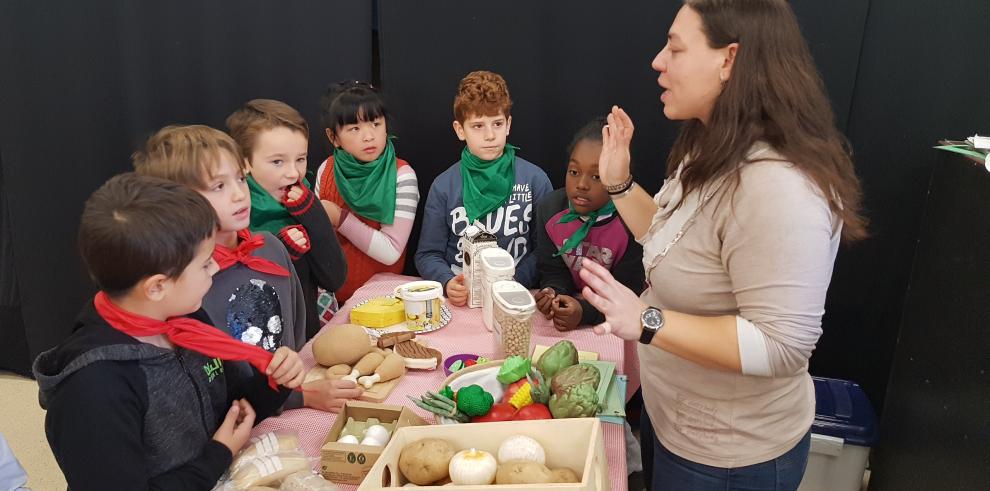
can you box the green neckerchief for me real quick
[460,144,517,223]
[553,200,617,257]
[332,139,397,224]
[247,175,312,235]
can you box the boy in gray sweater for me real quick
[134,125,363,412]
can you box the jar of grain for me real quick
[480,248,515,331]
[491,280,535,358]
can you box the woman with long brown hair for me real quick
[580,0,866,488]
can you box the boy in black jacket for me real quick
[33,173,304,490]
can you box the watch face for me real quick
[643,308,663,329]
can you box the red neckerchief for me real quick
[93,291,279,390]
[213,230,290,277]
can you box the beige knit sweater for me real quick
[637,144,842,467]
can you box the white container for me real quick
[798,433,870,491]
[459,226,498,309]
[491,280,535,358]
[393,280,443,331]
[480,248,515,331]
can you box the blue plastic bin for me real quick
[798,377,878,491]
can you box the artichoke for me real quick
[536,340,578,379]
[548,383,600,418]
[551,363,601,395]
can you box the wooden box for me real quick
[357,418,609,490]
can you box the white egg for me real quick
[336,434,360,444]
[364,424,390,443]
[360,435,384,446]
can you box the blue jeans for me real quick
[640,409,811,490]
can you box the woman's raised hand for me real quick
[599,105,636,186]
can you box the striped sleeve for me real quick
[337,165,419,265]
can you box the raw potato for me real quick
[398,439,455,485]
[551,468,581,483]
[495,461,554,485]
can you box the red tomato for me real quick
[501,379,529,403]
[471,402,517,423]
[513,403,551,420]
[464,359,477,367]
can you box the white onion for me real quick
[448,448,497,485]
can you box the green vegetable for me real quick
[407,392,471,423]
[440,386,455,400]
[536,340,578,379]
[456,384,495,417]
[548,383,600,418]
[497,356,532,384]
[551,363,601,394]
[527,370,550,405]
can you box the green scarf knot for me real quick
[553,200,617,257]
[460,144,517,223]
[332,139,398,224]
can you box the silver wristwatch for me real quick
[640,307,664,344]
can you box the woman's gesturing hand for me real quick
[599,106,636,187]
[579,259,647,341]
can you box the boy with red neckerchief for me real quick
[33,173,304,490]
[134,125,363,413]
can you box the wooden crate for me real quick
[357,418,609,490]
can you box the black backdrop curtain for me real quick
[0,0,373,374]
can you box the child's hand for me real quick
[266,346,305,389]
[599,105,636,187]
[551,294,583,331]
[534,288,557,319]
[285,226,308,250]
[212,399,256,455]
[286,184,305,203]
[321,200,342,227]
[445,274,468,307]
[302,378,364,413]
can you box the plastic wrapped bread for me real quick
[233,432,301,470]
[279,470,342,491]
[230,450,310,490]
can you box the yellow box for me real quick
[357,418,609,490]
[350,297,406,328]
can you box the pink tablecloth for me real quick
[254,273,631,490]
